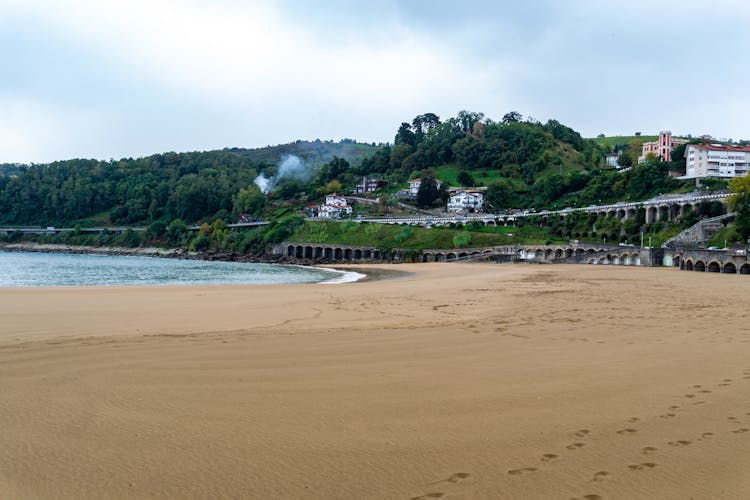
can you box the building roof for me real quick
[686,143,750,153]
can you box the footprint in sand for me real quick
[732,428,749,434]
[575,429,591,438]
[444,472,470,483]
[668,440,691,446]
[728,416,737,421]
[616,428,638,435]
[660,413,677,419]
[508,467,538,475]
[541,453,559,463]
[684,394,696,398]
[702,432,714,439]
[570,494,603,500]
[566,442,586,450]
[628,462,658,471]
[627,417,640,423]
[411,493,445,500]
[642,446,658,455]
[669,405,680,410]
[591,471,610,482]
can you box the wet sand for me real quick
[1,263,750,499]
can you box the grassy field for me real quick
[590,135,658,150]
[287,221,562,249]
[434,165,526,189]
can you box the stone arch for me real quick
[304,246,313,259]
[555,249,563,259]
[694,260,706,272]
[471,251,480,257]
[612,255,621,265]
[673,255,681,268]
[458,252,468,258]
[662,255,673,267]
[422,253,430,262]
[658,205,669,221]
[295,245,304,258]
[723,262,737,274]
[669,204,680,220]
[684,259,694,271]
[623,254,632,266]
[545,249,553,260]
[646,206,657,224]
[353,249,362,259]
[447,252,457,261]
[287,245,295,257]
[598,257,608,265]
[363,249,372,259]
[740,264,750,275]
[372,250,380,260]
[707,261,721,273]
[434,253,445,262]
[344,249,352,260]
[334,248,343,260]
[566,248,574,258]
[314,247,323,259]
[324,247,333,259]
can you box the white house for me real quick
[447,191,484,213]
[317,194,353,219]
[408,178,442,196]
[681,144,750,179]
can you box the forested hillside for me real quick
[0,112,705,227]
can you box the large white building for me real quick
[447,191,484,213]
[317,194,353,219]
[681,144,750,179]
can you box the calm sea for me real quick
[0,251,362,287]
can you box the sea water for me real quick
[0,251,362,287]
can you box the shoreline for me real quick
[0,242,412,285]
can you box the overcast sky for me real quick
[1,0,748,163]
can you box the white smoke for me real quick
[254,154,312,194]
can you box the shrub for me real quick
[452,231,472,248]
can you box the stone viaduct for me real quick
[352,192,729,228]
[274,242,662,266]
[667,249,750,274]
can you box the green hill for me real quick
[225,140,380,170]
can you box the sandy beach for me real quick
[1,263,750,499]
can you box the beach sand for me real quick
[1,263,750,499]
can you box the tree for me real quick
[501,111,523,124]
[411,113,440,135]
[728,173,750,241]
[324,180,342,193]
[456,110,485,134]
[416,177,440,208]
[232,185,265,219]
[395,122,417,147]
[457,170,475,187]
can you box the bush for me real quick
[394,226,413,244]
[452,231,472,248]
[189,233,211,252]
